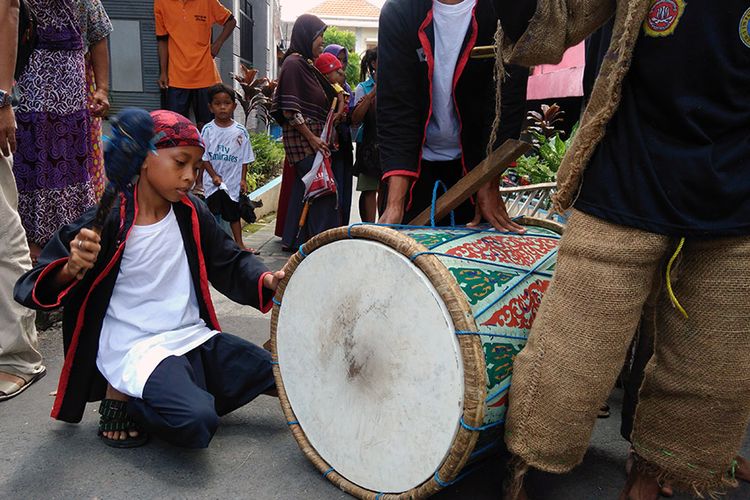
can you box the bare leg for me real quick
[626,447,673,497]
[736,455,750,483]
[230,220,249,250]
[102,385,139,442]
[359,190,377,223]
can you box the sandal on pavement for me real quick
[0,367,46,402]
[98,399,149,448]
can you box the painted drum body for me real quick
[271,220,562,499]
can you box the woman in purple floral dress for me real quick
[13,0,112,262]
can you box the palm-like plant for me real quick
[232,64,278,128]
[526,103,565,143]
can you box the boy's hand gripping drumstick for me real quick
[73,108,155,279]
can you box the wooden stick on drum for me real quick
[408,138,531,226]
[470,45,497,59]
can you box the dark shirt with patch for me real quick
[576,0,750,237]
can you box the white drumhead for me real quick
[277,239,464,493]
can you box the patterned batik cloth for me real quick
[86,60,105,199]
[12,0,111,247]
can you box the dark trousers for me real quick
[400,159,475,226]
[281,155,341,249]
[127,333,275,449]
[165,87,213,128]
[332,150,353,226]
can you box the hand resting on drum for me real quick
[468,179,526,234]
[262,270,285,291]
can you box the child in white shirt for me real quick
[201,84,259,253]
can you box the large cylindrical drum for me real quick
[270,220,562,499]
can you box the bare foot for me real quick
[103,385,139,442]
[626,448,673,497]
[28,242,42,266]
[735,455,750,483]
[619,466,660,500]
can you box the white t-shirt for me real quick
[201,120,255,201]
[96,207,219,398]
[422,0,477,162]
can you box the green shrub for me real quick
[246,133,285,192]
[323,26,362,88]
[508,124,578,185]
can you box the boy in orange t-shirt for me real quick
[154,0,236,129]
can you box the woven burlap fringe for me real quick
[505,210,671,475]
[487,22,506,159]
[631,453,738,500]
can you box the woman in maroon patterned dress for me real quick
[13,0,112,262]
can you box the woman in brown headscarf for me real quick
[272,14,339,250]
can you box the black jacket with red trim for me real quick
[377,0,529,184]
[14,192,274,423]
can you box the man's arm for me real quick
[157,38,169,89]
[89,38,110,117]
[154,1,169,89]
[211,16,236,58]
[376,2,425,224]
[0,0,19,156]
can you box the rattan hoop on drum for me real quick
[270,217,563,499]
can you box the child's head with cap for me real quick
[140,110,204,203]
[315,52,346,85]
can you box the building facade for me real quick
[101,0,281,116]
[284,0,380,55]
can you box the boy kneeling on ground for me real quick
[14,111,284,449]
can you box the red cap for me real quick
[314,52,343,74]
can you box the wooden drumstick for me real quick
[470,45,497,59]
[408,139,530,227]
[75,108,154,280]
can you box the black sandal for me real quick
[98,399,149,448]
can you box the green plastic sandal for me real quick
[98,399,149,448]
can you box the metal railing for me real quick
[500,182,559,221]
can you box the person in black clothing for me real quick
[15,111,284,449]
[376,0,528,230]
[493,1,750,498]
[351,47,380,222]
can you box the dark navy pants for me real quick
[165,87,213,128]
[400,159,475,226]
[127,333,275,448]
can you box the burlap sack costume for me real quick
[496,1,750,495]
